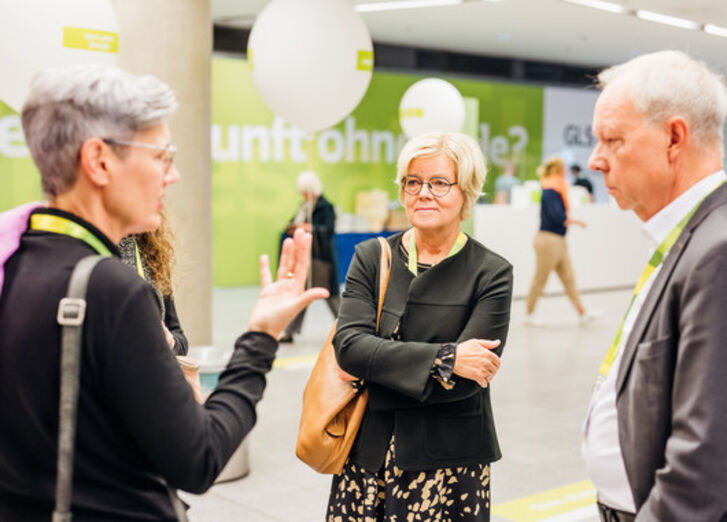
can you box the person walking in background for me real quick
[525,156,598,326]
[279,170,340,343]
[493,161,522,204]
[584,50,727,522]
[328,132,513,521]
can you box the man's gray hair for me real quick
[21,65,177,197]
[597,50,727,149]
[297,170,323,196]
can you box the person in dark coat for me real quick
[279,170,340,342]
[327,132,513,521]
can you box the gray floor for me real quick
[180,286,631,521]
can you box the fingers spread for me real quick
[259,254,272,289]
[277,238,294,281]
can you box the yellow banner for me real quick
[63,27,118,54]
[357,49,373,71]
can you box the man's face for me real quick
[588,84,672,221]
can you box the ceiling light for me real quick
[635,9,699,30]
[355,0,462,13]
[562,0,626,14]
[704,24,727,38]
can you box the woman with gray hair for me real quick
[327,132,513,521]
[0,65,327,521]
[279,170,340,342]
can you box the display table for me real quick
[334,231,399,283]
[473,204,649,299]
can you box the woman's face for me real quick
[104,122,179,237]
[402,153,464,235]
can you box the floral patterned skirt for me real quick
[327,436,491,522]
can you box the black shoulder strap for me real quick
[52,255,187,522]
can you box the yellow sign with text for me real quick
[493,480,597,521]
[63,27,118,54]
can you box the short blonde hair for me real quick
[297,170,322,196]
[536,156,565,178]
[395,132,486,220]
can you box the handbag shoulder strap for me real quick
[375,237,392,334]
[53,255,105,522]
[52,255,188,522]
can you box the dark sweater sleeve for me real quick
[370,260,514,410]
[333,243,446,402]
[99,283,277,494]
[163,294,188,356]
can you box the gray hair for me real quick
[395,132,487,221]
[297,170,323,196]
[21,65,177,197]
[597,50,727,150]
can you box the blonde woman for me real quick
[328,132,513,521]
[525,156,597,325]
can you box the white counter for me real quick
[473,203,650,299]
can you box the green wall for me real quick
[0,58,544,286]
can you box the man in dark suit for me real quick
[583,50,727,521]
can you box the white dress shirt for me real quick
[583,170,727,513]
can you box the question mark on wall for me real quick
[509,125,528,156]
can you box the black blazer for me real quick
[333,232,513,471]
[616,183,727,521]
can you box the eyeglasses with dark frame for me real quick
[401,175,458,198]
[102,138,177,172]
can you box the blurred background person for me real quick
[279,170,340,343]
[329,132,513,521]
[118,211,188,355]
[525,156,598,326]
[493,161,522,204]
[571,163,594,202]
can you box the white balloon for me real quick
[0,0,119,112]
[399,78,466,139]
[247,0,373,134]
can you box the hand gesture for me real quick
[453,339,501,388]
[161,322,175,349]
[248,228,329,339]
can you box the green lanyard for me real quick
[598,181,724,378]
[407,229,467,275]
[29,214,113,257]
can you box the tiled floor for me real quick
[180,286,632,521]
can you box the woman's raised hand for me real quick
[248,228,329,339]
[453,339,501,388]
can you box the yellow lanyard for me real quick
[407,229,467,275]
[132,238,146,279]
[598,182,724,378]
[29,214,113,257]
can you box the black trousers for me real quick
[284,295,340,336]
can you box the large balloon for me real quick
[399,78,466,138]
[0,0,119,112]
[247,0,374,134]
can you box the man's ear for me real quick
[666,116,689,163]
[79,138,113,187]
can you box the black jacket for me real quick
[0,208,277,521]
[287,194,339,295]
[333,232,513,471]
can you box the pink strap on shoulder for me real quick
[0,201,43,297]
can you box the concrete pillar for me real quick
[111,0,213,345]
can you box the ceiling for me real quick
[211,0,727,72]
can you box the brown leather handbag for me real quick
[296,237,391,474]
